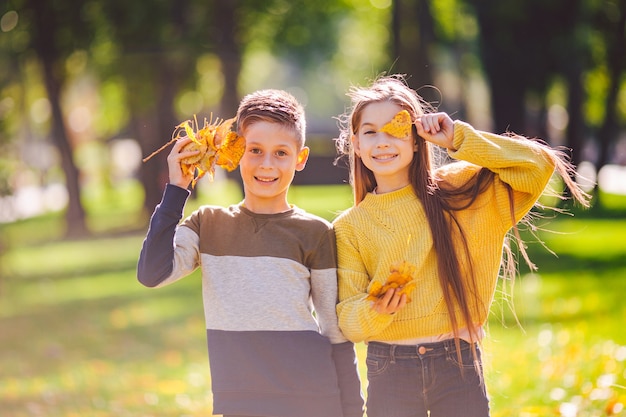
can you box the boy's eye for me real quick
[276,150,288,157]
[249,148,262,154]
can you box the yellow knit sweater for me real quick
[334,121,555,343]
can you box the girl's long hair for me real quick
[335,74,590,369]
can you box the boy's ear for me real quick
[295,146,310,171]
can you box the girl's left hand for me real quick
[415,112,455,149]
[371,288,407,315]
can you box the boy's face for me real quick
[239,121,309,214]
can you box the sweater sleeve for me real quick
[137,184,191,287]
[449,120,556,225]
[309,228,349,344]
[334,219,395,343]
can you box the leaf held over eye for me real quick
[380,110,412,139]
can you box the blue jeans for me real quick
[366,339,490,417]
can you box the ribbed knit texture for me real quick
[334,120,555,343]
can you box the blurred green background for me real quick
[1,0,625,416]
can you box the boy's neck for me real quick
[242,197,292,214]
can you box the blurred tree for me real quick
[464,0,625,179]
[211,0,241,117]
[594,0,626,170]
[242,0,352,68]
[15,0,93,237]
[101,0,355,211]
[100,0,228,213]
[467,0,563,134]
[391,0,436,100]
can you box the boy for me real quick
[137,89,363,417]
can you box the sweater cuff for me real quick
[160,183,191,214]
[450,120,474,155]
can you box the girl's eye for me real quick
[363,130,376,135]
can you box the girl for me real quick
[333,74,589,417]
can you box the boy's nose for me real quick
[260,154,273,167]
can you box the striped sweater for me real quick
[334,120,556,343]
[137,185,363,417]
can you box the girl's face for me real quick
[353,101,416,193]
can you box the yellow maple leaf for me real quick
[380,109,412,139]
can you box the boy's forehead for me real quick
[243,121,303,148]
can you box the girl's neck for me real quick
[373,178,410,195]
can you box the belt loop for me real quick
[389,344,396,364]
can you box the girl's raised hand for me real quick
[415,112,455,149]
[167,137,199,189]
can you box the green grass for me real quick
[1,180,625,416]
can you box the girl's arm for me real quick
[334,222,396,343]
[448,120,556,224]
[418,113,556,225]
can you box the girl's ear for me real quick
[351,134,361,157]
[295,146,309,171]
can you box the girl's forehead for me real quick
[360,101,404,124]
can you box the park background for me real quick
[1,0,625,416]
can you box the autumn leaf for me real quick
[380,109,412,139]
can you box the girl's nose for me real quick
[375,135,391,148]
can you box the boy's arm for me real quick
[137,184,190,287]
[138,137,201,287]
[310,269,364,416]
[309,228,364,417]
[332,342,365,417]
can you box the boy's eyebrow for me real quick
[245,140,295,149]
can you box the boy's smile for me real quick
[239,121,309,213]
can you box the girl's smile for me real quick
[353,101,416,193]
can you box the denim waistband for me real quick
[367,339,473,359]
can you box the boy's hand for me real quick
[416,112,455,150]
[371,288,407,315]
[167,137,199,189]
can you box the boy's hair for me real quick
[236,89,306,148]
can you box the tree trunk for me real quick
[213,0,242,117]
[125,52,178,215]
[564,62,586,166]
[29,0,88,237]
[212,0,244,189]
[596,3,626,170]
[392,0,436,101]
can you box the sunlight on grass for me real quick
[1,185,625,416]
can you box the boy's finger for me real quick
[173,137,192,150]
